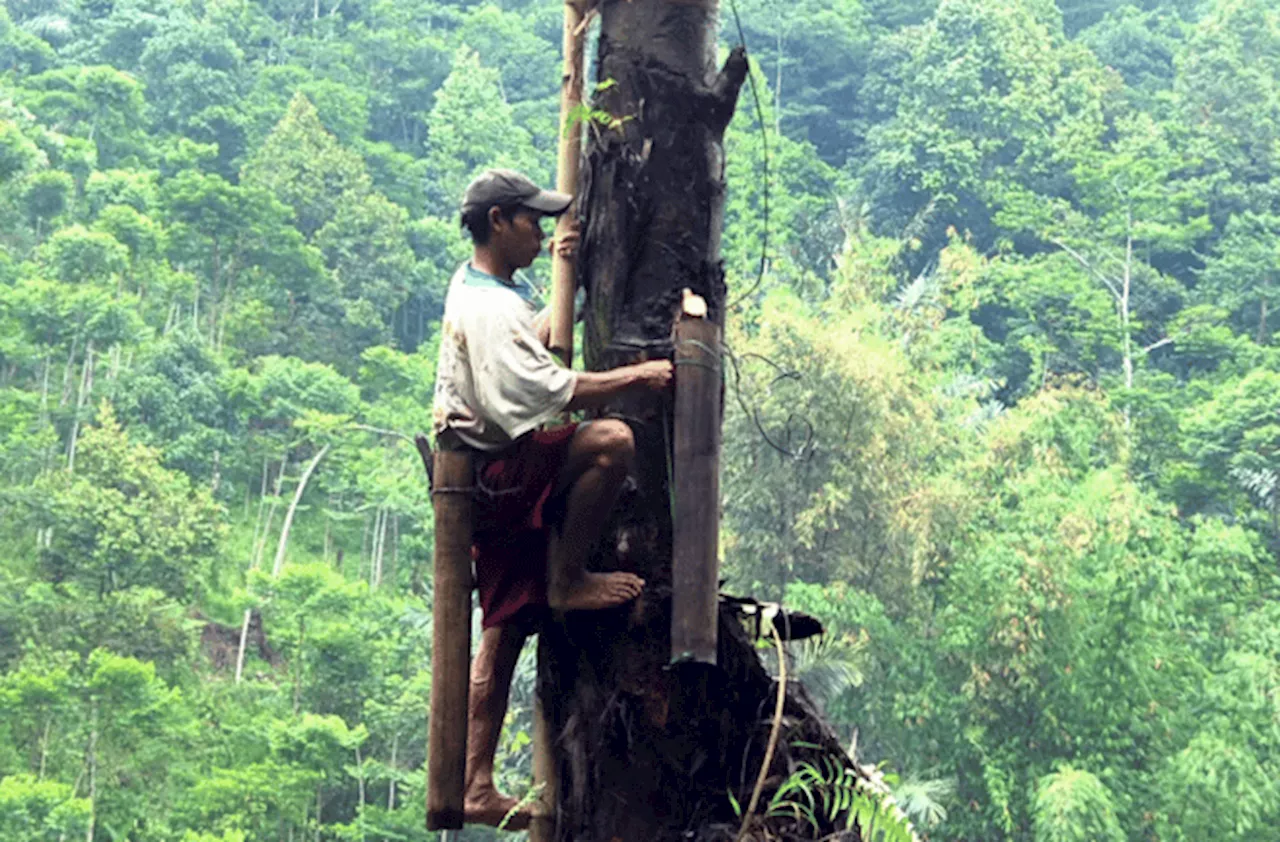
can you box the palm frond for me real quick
[764,634,867,713]
[1231,465,1278,507]
[892,775,956,828]
[893,271,939,313]
[962,399,1008,431]
[796,646,864,712]
[941,372,996,400]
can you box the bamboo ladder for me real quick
[532,3,588,840]
[421,440,473,832]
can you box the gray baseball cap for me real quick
[461,169,573,216]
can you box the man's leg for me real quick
[464,623,531,829]
[548,420,646,611]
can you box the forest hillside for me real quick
[2,0,1279,840]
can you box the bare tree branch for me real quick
[1051,238,1121,301]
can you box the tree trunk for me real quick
[389,513,399,586]
[323,496,333,563]
[237,452,288,684]
[371,506,387,589]
[272,444,330,579]
[1122,225,1133,392]
[60,335,78,407]
[294,616,306,715]
[84,699,97,842]
[387,732,399,811]
[39,353,51,421]
[1121,225,1133,430]
[354,744,366,813]
[538,6,853,841]
[66,340,95,473]
[360,512,370,582]
[775,29,784,138]
[38,717,51,780]
[313,783,322,842]
[369,507,382,588]
[234,608,254,685]
[548,0,586,367]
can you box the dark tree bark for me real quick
[538,3,860,841]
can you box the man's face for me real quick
[491,207,546,270]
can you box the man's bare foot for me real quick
[552,571,645,612]
[464,784,531,830]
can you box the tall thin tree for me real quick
[538,3,857,839]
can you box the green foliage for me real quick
[1,0,1278,839]
[892,775,954,829]
[20,169,74,226]
[113,332,233,480]
[1156,730,1279,841]
[0,6,57,76]
[766,757,917,842]
[0,774,91,841]
[0,119,44,182]
[242,94,373,241]
[1200,210,1280,342]
[1033,767,1125,842]
[27,404,226,600]
[1181,365,1280,527]
[1173,0,1280,223]
[84,168,159,216]
[423,47,543,209]
[37,224,129,284]
[858,0,1111,253]
[728,0,874,163]
[1078,7,1182,102]
[16,65,147,165]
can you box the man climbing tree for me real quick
[436,8,867,841]
[431,167,673,828]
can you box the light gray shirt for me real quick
[432,263,577,452]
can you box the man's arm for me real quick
[564,359,673,411]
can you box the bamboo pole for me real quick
[531,650,555,842]
[426,449,473,831]
[547,0,587,368]
[671,290,722,666]
[534,6,587,839]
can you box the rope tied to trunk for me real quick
[674,337,723,375]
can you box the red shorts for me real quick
[472,424,579,629]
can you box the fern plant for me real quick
[764,756,918,842]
